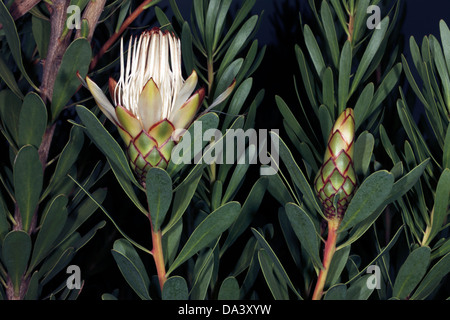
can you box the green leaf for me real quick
[353,83,374,130]
[167,202,241,276]
[285,202,322,270]
[443,125,450,169]
[223,177,268,251]
[167,112,219,177]
[32,15,50,59]
[0,89,22,147]
[350,17,389,97]
[14,145,43,232]
[75,105,145,212]
[258,249,289,300]
[0,55,23,99]
[411,252,450,300]
[423,169,450,246]
[18,92,47,148]
[320,0,339,68]
[252,228,302,300]
[162,276,189,300]
[326,245,351,288]
[52,38,92,120]
[324,284,347,300]
[2,231,32,297]
[43,125,84,199]
[346,275,374,300]
[393,246,431,299]
[339,171,394,232]
[0,1,39,91]
[217,15,258,79]
[273,131,323,217]
[218,276,240,300]
[29,194,68,270]
[338,41,352,113]
[304,24,326,78]
[146,168,172,232]
[111,239,151,300]
[354,131,374,176]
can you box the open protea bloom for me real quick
[314,108,357,220]
[85,28,205,184]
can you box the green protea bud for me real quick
[85,28,205,185]
[314,108,356,220]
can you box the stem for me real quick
[312,219,339,300]
[150,225,166,291]
[347,13,355,43]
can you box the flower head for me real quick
[85,28,205,184]
[314,108,357,220]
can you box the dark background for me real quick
[70,0,450,300]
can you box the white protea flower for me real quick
[85,28,205,183]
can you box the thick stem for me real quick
[311,219,339,300]
[150,226,166,292]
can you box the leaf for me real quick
[339,171,394,232]
[14,145,43,232]
[43,125,85,199]
[393,246,431,299]
[350,17,389,97]
[411,252,450,300]
[29,194,68,270]
[346,275,374,300]
[218,276,240,300]
[167,202,241,276]
[285,203,322,270]
[217,15,258,79]
[2,231,32,297]
[76,105,145,212]
[18,92,47,148]
[252,228,302,299]
[52,38,92,120]
[166,112,220,177]
[111,239,151,300]
[162,276,189,300]
[320,0,339,68]
[146,168,172,232]
[0,55,23,99]
[353,131,374,176]
[304,24,326,78]
[273,131,323,217]
[324,284,347,300]
[0,1,39,91]
[338,41,352,113]
[353,83,374,130]
[258,249,289,300]
[222,177,268,251]
[423,169,450,245]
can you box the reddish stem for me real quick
[311,219,339,300]
[89,0,154,71]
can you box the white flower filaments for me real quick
[85,28,205,184]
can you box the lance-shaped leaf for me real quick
[111,239,151,300]
[339,171,394,232]
[146,167,173,232]
[18,92,47,149]
[52,38,92,120]
[393,246,431,299]
[2,231,32,297]
[167,202,241,276]
[14,145,43,232]
[285,202,322,270]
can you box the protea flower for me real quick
[85,28,205,184]
[314,108,356,220]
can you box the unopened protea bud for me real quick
[314,109,356,220]
[85,28,205,184]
